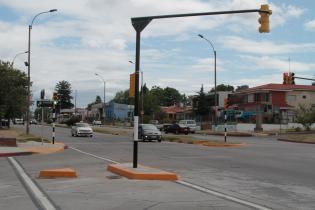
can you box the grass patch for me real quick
[163,134,232,145]
[279,134,315,144]
[1,128,51,143]
[196,130,252,137]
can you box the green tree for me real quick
[55,80,74,110]
[296,105,315,131]
[0,61,28,125]
[195,85,209,119]
[111,89,134,105]
[87,95,103,110]
[235,85,249,91]
[210,84,234,92]
[95,95,102,103]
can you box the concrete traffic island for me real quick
[107,163,178,180]
[39,168,78,178]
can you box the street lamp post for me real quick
[11,51,28,68]
[26,9,57,135]
[95,73,106,121]
[129,60,144,123]
[198,34,217,127]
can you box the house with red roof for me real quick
[160,105,193,121]
[229,84,315,123]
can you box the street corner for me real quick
[20,141,68,155]
[38,168,78,179]
[107,163,179,181]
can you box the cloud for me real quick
[304,19,315,31]
[220,36,315,55]
[239,55,315,73]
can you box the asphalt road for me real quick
[8,124,315,209]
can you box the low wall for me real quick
[236,123,315,132]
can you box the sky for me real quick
[0,0,315,108]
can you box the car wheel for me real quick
[90,135,93,138]
[185,132,188,135]
[158,139,161,143]
[192,131,195,134]
[71,133,74,137]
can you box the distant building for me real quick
[105,102,134,121]
[230,83,315,123]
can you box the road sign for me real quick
[37,100,54,107]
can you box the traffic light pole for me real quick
[131,7,270,168]
[293,76,315,82]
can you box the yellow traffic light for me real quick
[258,4,272,33]
[129,73,135,97]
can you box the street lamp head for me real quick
[49,9,57,12]
[198,34,204,38]
[129,60,134,64]
[95,73,99,76]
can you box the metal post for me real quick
[214,51,217,126]
[224,112,227,142]
[26,25,31,135]
[133,30,141,168]
[104,81,106,120]
[52,123,55,144]
[41,107,44,145]
[141,71,144,123]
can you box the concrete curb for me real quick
[107,163,178,180]
[38,168,78,178]
[278,138,315,144]
[0,151,34,158]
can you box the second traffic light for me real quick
[52,92,59,105]
[224,98,229,110]
[258,4,272,33]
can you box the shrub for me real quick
[65,116,81,126]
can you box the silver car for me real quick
[71,123,93,137]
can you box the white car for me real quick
[71,123,93,137]
[178,120,197,133]
[92,120,102,126]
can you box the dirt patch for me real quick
[278,134,315,144]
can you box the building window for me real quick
[248,94,254,103]
[287,95,296,101]
[302,95,307,99]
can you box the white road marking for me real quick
[70,146,119,164]
[69,146,272,210]
[175,180,271,210]
[8,157,56,210]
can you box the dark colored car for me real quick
[138,124,162,142]
[164,123,190,135]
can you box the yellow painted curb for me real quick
[39,168,77,178]
[107,164,178,180]
[202,142,246,147]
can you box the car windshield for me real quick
[142,124,158,130]
[76,123,89,127]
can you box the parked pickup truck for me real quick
[178,120,197,133]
